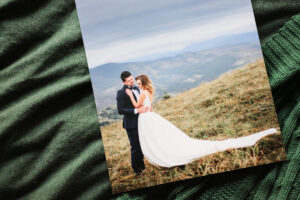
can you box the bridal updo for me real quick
[135,74,155,94]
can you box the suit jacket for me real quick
[116,85,140,129]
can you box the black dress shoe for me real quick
[134,169,145,177]
[135,171,142,177]
[178,165,186,170]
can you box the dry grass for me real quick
[101,59,286,194]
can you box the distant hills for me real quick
[90,42,263,114]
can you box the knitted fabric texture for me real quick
[0,0,299,199]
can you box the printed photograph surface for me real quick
[75,0,286,194]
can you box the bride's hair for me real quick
[135,74,155,94]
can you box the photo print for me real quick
[75,0,286,194]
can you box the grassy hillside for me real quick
[101,59,286,194]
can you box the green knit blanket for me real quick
[0,0,299,199]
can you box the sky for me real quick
[75,0,259,68]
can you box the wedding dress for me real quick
[137,90,277,168]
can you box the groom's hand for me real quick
[137,107,148,113]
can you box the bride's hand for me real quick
[126,89,133,96]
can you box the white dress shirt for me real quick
[131,87,139,114]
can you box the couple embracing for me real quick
[116,71,277,176]
[116,71,152,176]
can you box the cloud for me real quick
[184,78,196,83]
[184,74,203,83]
[75,0,257,68]
[76,0,188,26]
[85,11,257,68]
[193,74,203,79]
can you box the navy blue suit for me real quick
[116,85,145,173]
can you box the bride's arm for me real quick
[126,89,145,108]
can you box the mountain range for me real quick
[90,42,263,111]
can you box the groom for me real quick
[116,71,148,176]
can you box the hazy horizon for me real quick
[93,36,260,68]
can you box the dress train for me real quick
[137,91,276,168]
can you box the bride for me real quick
[125,74,277,168]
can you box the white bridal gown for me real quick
[138,91,277,168]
